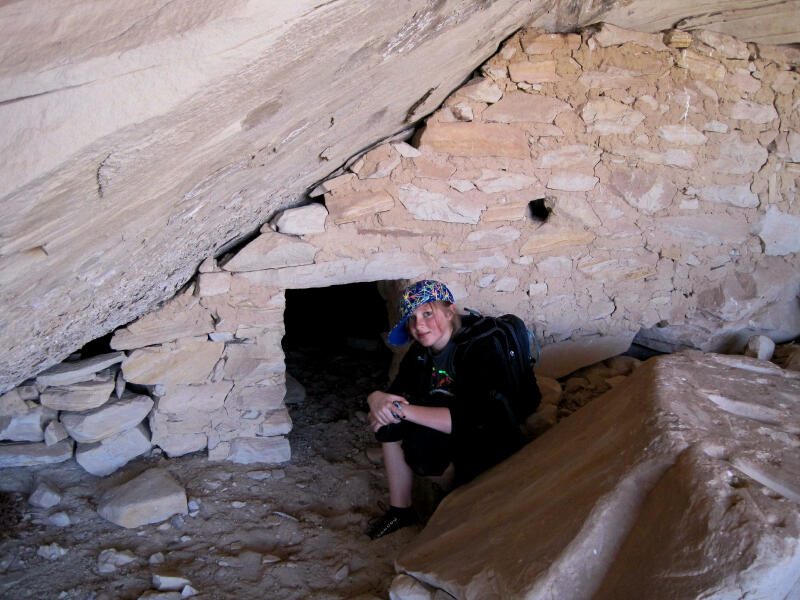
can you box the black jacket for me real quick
[386,314,538,484]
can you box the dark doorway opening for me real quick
[282,281,394,436]
[282,281,392,353]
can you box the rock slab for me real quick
[76,424,153,476]
[97,468,188,528]
[0,439,74,467]
[396,351,800,599]
[61,392,153,443]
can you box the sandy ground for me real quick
[0,345,421,600]
[0,334,625,600]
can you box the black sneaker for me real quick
[367,506,418,539]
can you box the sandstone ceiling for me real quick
[1,0,798,391]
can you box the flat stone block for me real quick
[29,479,61,508]
[419,122,530,159]
[257,408,293,437]
[157,382,233,413]
[399,185,482,224]
[227,436,291,465]
[0,405,53,442]
[223,231,317,271]
[482,201,529,222]
[593,23,668,51]
[197,272,231,297]
[238,252,428,290]
[758,206,800,256]
[581,99,644,134]
[325,189,394,224]
[76,424,152,476]
[36,352,125,387]
[40,378,115,411]
[483,92,571,124]
[61,392,153,443]
[508,60,560,83]
[546,172,598,192]
[0,439,74,467]
[457,77,503,103]
[110,294,215,350]
[122,341,224,386]
[270,203,328,235]
[520,228,595,254]
[97,468,188,528]
[439,250,508,273]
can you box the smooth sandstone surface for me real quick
[97,468,188,529]
[396,351,800,599]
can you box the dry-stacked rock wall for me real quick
[1,0,797,394]
[1,24,799,470]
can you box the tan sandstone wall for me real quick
[2,24,799,470]
[1,0,797,394]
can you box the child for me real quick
[367,280,539,539]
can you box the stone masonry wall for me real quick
[2,24,799,471]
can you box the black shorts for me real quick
[375,421,452,477]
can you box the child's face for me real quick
[407,302,454,352]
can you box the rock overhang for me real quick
[1,0,799,391]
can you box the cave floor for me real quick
[0,345,413,600]
[0,338,613,600]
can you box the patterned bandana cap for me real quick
[388,280,454,346]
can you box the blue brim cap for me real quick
[388,280,454,346]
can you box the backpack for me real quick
[456,309,542,427]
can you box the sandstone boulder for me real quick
[396,351,800,599]
[97,468,188,528]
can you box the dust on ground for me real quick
[0,338,618,600]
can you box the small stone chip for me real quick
[153,572,191,591]
[37,543,67,560]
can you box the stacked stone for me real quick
[2,24,799,470]
[302,24,800,372]
[0,352,152,475]
[112,279,292,464]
